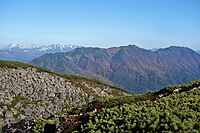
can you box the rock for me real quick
[0,108,3,114]
[5,110,13,119]
[0,118,4,127]
[4,99,11,105]
[173,88,182,93]
[15,102,22,108]
[23,107,33,116]
[0,66,128,127]
[20,114,26,120]
[11,108,18,115]
[3,106,8,110]
[2,119,35,133]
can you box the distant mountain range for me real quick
[0,44,79,62]
[30,45,200,93]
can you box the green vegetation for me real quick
[13,113,21,122]
[0,60,36,70]
[67,94,149,115]
[67,80,200,115]
[33,118,57,133]
[8,96,35,109]
[77,89,200,132]
[6,96,36,121]
[0,114,3,119]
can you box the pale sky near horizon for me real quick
[0,0,200,50]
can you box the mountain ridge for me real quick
[31,45,200,93]
[0,44,80,62]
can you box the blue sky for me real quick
[0,0,200,50]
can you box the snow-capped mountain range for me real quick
[2,44,79,52]
[0,44,80,62]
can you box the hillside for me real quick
[77,84,200,132]
[2,78,200,133]
[0,60,130,129]
[31,45,200,93]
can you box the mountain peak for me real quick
[168,46,190,49]
[4,44,37,49]
[31,45,200,93]
[158,46,190,50]
[0,44,80,62]
[156,46,195,54]
[120,44,140,49]
[2,44,80,50]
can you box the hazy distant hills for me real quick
[30,45,200,93]
[0,44,79,62]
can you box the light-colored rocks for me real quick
[11,108,18,115]
[14,102,22,108]
[0,109,3,116]
[20,114,26,119]
[5,110,13,119]
[0,67,127,127]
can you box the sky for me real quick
[0,0,200,50]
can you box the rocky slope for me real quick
[31,45,200,93]
[0,60,129,128]
[2,79,200,133]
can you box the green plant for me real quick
[75,89,200,132]
[33,118,57,133]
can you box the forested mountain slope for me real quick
[31,45,200,93]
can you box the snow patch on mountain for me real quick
[1,44,80,52]
[0,44,81,62]
[4,44,37,50]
